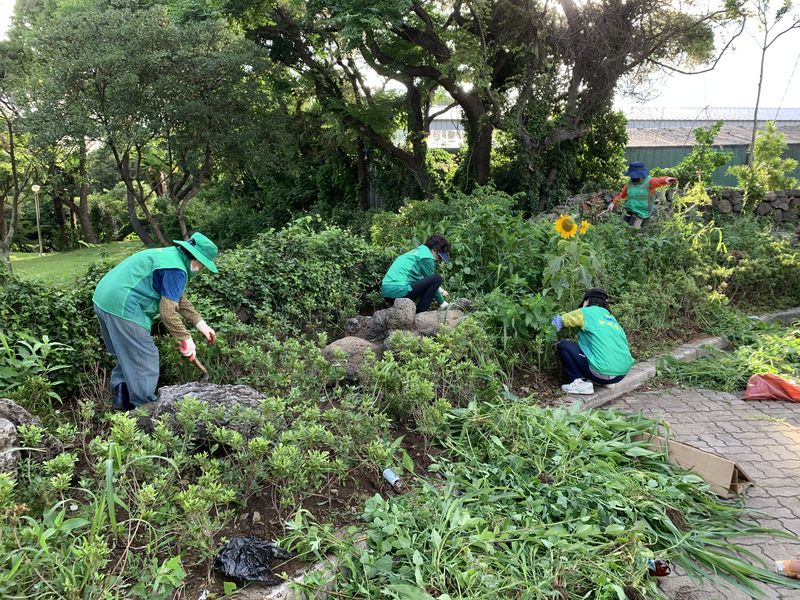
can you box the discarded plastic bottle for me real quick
[382,468,403,490]
[647,559,671,577]
[775,560,800,578]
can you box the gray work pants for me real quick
[94,304,159,406]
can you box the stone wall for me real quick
[544,188,800,225]
[710,189,800,225]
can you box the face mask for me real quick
[190,261,201,273]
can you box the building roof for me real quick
[622,106,800,122]
[429,105,464,122]
[627,125,800,147]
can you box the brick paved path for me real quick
[608,387,800,599]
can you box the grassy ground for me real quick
[9,240,143,286]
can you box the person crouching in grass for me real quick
[551,288,634,395]
[380,235,450,313]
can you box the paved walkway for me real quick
[608,387,800,600]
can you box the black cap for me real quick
[579,288,610,309]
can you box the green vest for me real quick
[93,247,190,330]
[625,177,653,218]
[577,306,634,377]
[380,245,443,304]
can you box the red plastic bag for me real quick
[743,374,800,402]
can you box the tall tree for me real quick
[744,0,799,165]
[0,39,34,269]
[24,1,266,244]
[229,0,736,191]
[227,0,444,197]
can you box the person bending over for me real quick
[92,232,219,410]
[381,235,450,313]
[551,288,634,395]
[608,161,677,227]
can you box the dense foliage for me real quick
[729,121,800,204]
[2,183,800,597]
[285,402,800,599]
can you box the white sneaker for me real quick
[561,379,595,395]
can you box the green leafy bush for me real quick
[372,187,550,297]
[364,319,504,436]
[193,216,392,335]
[652,121,733,186]
[477,287,558,371]
[729,121,799,204]
[0,269,107,399]
[0,331,72,411]
[711,215,800,310]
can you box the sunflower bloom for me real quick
[579,220,590,235]
[554,214,577,239]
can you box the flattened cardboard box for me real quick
[637,434,753,498]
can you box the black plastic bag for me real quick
[213,537,294,584]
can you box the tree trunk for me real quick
[126,185,154,245]
[111,145,165,246]
[0,196,9,270]
[405,82,434,197]
[749,30,769,166]
[1,117,21,271]
[463,117,493,189]
[176,204,189,241]
[78,139,98,243]
[473,122,493,186]
[52,195,69,248]
[355,135,370,210]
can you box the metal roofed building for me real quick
[417,105,800,186]
[624,108,800,185]
[624,106,800,129]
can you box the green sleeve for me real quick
[419,256,444,304]
[561,309,585,329]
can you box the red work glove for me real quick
[179,337,197,361]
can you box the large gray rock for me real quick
[414,308,465,336]
[322,337,383,380]
[347,297,453,342]
[717,199,732,214]
[0,397,62,459]
[140,383,268,441]
[756,202,772,216]
[764,191,777,202]
[386,298,416,330]
[774,196,791,210]
[347,310,389,342]
[0,418,19,477]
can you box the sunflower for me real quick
[579,220,590,235]
[554,214,577,239]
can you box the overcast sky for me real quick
[1,1,798,112]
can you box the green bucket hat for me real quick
[174,232,219,273]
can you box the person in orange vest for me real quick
[607,162,678,227]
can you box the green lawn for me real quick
[9,240,143,286]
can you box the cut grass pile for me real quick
[9,240,142,286]
[659,322,800,392]
[285,401,800,599]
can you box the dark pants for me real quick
[624,213,648,227]
[556,340,625,385]
[404,274,443,313]
[94,305,160,406]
